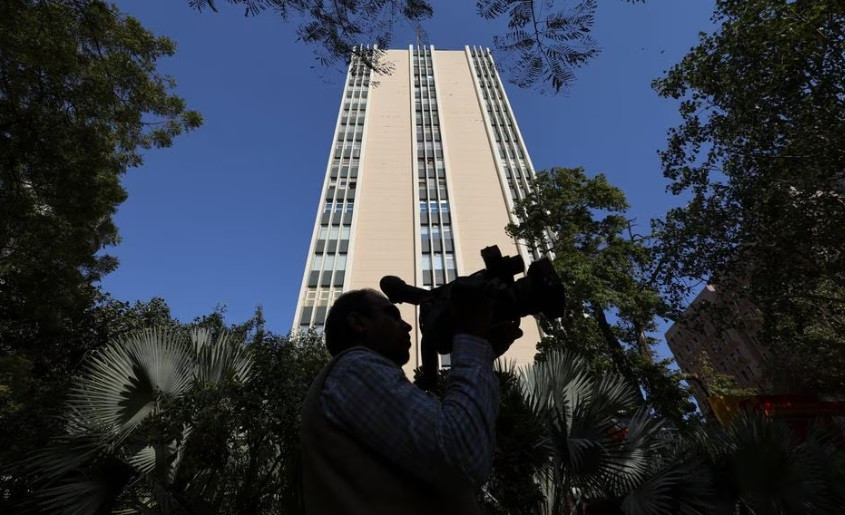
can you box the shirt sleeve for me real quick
[321,334,499,489]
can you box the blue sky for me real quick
[103,0,716,355]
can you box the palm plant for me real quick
[688,411,845,514]
[24,326,251,514]
[516,349,711,514]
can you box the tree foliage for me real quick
[0,0,201,350]
[187,0,434,73]
[651,0,845,393]
[507,167,694,426]
[476,0,645,94]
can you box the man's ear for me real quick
[346,311,369,337]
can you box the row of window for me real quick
[323,201,355,214]
[340,114,366,125]
[421,251,455,271]
[416,126,441,141]
[338,129,364,142]
[310,252,348,271]
[346,89,369,99]
[317,225,351,240]
[420,224,452,240]
[414,89,435,99]
[330,163,359,179]
[418,141,443,154]
[420,201,450,214]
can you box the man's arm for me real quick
[321,334,498,489]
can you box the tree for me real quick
[476,0,645,94]
[507,167,694,426]
[0,0,202,341]
[651,0,845,393]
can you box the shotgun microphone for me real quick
[379,276,433,305]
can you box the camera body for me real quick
[380,245,565,390]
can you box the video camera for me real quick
[380,245,565,390]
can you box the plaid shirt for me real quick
[321,334,499,488]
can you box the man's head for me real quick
[324,289,413,365]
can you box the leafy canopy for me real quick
[507,167,694,427]
[651,0,845,393]
[0,0,202,345]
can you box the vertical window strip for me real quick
[415,45,457,288]
[307,48,374,328]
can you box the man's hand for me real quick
[450,276,523,356]
[487,319,522,358]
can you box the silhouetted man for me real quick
[301,287,521,515]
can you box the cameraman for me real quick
[300,287,521,515]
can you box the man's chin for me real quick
[392,350,410,367]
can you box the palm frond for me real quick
[27,327,251,513]
[690,411,845,514]
[621,448,713,515]
[519,349,683,508]
[68,327,193,435]
[191,327,252,385]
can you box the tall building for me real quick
[292,45,543,374]
[665,284,769,405]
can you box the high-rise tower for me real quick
[293,46,543,373]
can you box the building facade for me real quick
[665,284,769,404]
[292,46,543,374]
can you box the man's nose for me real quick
[402,320,412,332]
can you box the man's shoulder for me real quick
[328,346,402,381]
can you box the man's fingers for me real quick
[490,319,522,341]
